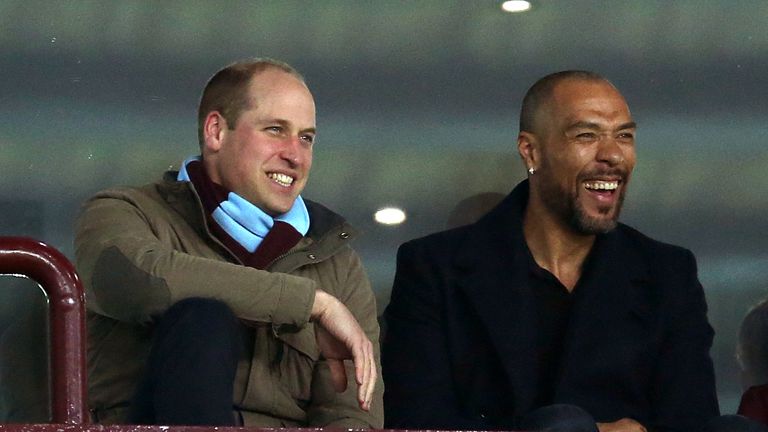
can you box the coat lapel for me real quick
[453,182,540,415]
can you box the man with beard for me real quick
[382,71,720,432]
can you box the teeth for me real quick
[268,172,294,187]
[584,181,618,191]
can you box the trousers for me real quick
[129,297,243,426]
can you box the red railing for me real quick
[0,237,88,425]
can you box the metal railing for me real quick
[0,237,87,425]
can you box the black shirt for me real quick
[526,249,574,406]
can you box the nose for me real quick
[596,136,624,167]
[279,135,306,167]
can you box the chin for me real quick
[571,208,620,235]
[576,219,618,235]
[265,202,294,216]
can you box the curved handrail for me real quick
[0,237,87,425]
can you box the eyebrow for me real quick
[566,120,637,131]
[617,121,637,130]
[265,118,316,134]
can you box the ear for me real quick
[202,112,227,153]
[517,131,539,172]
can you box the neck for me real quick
[522,198,595,291]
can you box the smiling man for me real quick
[382,71,720,431]
[75,59,382,427]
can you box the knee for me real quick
[166,297,235,318]
[158,297,238,336]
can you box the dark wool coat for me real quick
[383,180,719,432]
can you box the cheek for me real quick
[304,150,313,170]
[625,149,637,168]
[240,143,273,167]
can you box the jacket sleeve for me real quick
[381,240,489,429]
[74,191,315,327]
[305,247,384,428]
[649,249,720,431]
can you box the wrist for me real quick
[311,290,332,319]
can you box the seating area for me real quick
[2,236,766,432]
[0,237,427,432]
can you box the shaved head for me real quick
[519,70,611,134]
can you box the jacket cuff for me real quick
[273,273,316,327]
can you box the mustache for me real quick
[578,167,630,181]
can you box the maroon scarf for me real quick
[185,160,303,269]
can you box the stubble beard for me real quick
[569,188,625,234]
[539,173,627,235]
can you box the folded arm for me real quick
[75,193,317,327]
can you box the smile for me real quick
[268,172,295,187]
[583,180,619,191]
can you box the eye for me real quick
[265,126,283,134]
[300,134,315,145]
[575,132,598,141]
[617,132,635,142]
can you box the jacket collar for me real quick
[156,171,358,269]
[452,180,651,413]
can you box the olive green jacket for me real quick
[74,172,383,427]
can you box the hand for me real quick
[597,418,648,432]
[311,290,376,411]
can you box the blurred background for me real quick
[1,0,767,421]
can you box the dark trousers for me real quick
[129,298,243,426]
[518,404,598,432]
[516,406,768,432]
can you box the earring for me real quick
[528,167,535,175]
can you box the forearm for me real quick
[306,249,383,427]
[76,195,316,326]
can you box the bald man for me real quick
[383,71,719,432]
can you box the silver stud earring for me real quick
[528,167,535,175]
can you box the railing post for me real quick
[0,237,87,425]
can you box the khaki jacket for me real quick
[74,173,383,427]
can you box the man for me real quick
[75,59,382,427]
[382,71,719,431]
[737,298,768,426]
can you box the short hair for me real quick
[519,70,609,134]
[197,58,305,148]
[738,298,768,386]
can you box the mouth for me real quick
[267,172,295,187]
[582,178,623,205]
[583,180,619,193]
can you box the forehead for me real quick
[546,79,631,125]
[244,69,316,118]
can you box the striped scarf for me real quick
[177,156,309,269]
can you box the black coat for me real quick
[382,181,719,432]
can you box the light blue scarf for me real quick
[177,156,310,252]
